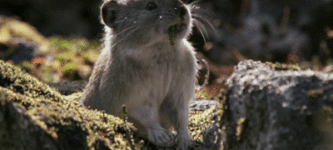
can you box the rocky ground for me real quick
[0,60,222,150]
[1,59,333,150]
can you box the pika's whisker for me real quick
[189,0,201,6]
[112,25,136,38]
[192,13,216,34]
[115,14,158,23]
[111,26,141,48]
[194,20,207,44]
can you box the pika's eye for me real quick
[147,2,157,11]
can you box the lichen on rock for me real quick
[0,60,135,150]
[0,60,222,149]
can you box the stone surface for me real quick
[0,101,61,150]
[190,99,218,111]
[48,81,87,95]
[222,60,333,150]
[0,16,53,64]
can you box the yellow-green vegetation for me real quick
[169,26,176,46]
[0,60,63,100]
[189,103,223,142]
[306,89,324,99]
[49,36,100,61]
[0,60,222,149]
[195,91,209,100]
[321,106,333,115]
[50,36,100,81]
[266,62,302,71]
[17,36,101,83]
[66,92,84,101]
[236,117,247,140]
[0,17,102,83]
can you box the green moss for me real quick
[236,117,247,140]
[306,90,324,99]
[266,62,302,71]
[321,106,333,115]
[195,92,209,100]
[49,36,100,65]
[49,36,99,53]
[189,102,223,142]
[169,25,176,46]
[0,60,63,100]
[47,36,101,81]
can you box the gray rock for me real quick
[222,60,333,150]
[0,101,62,150]
[202,118,224,150]
[48,81,87,95]
[189,99,218,111]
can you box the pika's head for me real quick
[101,0,192,46]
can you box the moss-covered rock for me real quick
[0,60,222,149]
[0,60,134,149]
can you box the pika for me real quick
[81,0,198,149]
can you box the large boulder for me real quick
[222,60,333,150]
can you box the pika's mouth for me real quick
[168,23,187,34]
[168,23,187,45]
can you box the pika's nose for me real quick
[175,5,187,17]
[179,6,187,16]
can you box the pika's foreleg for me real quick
[160,92,193,150]
[128,100,176,147]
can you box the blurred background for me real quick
[0,0,333,97]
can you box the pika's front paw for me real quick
[147,128,176,147]
[176,134,193,150]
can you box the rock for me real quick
[0,100,61,150]
[8,42,38,64]
[48,81,87,95]
[0,60,222,150]
[202,115,224,150]
[190,99,218,111]
[222,60,333,150]
[0,60,132,150]
[0,16,53,64]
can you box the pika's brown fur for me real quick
[81,0,197,149]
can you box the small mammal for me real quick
[81,0,198,149]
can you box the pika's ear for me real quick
[101,1,120,28]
